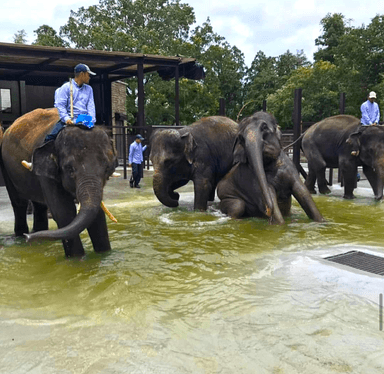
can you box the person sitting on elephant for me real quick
[349,91,380,156]
[22,63,97,170]
[129,134,147,188]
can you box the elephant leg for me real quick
[32,201,48,232]
[193,177,213,211]
[316,166,331,194]
[0,168,29,235]
[87,207,111,253]
[12,199,29,236]
[219,198,246,219]
[305,168,317,194]
[363,165,383,200]
[39,177,85,257]
[340,164,357,199]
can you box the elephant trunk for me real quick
[25,176,103,242]
[153,169,179,207]
[245,128,284,224]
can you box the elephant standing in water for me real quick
[0,108,118,257]
[302,115,384,200]
[150,116,238,210]
[217,112,323,223]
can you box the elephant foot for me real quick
[343,194,355,200]
[308,189,317,195]
[319,187,331,195]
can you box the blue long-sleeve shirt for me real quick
[54,80,96,124]
[361,100,380,125]
[129,141,147,164]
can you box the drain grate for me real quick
[325,251,384,276]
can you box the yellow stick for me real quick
[77,201,118,223]
[101,201,118,223]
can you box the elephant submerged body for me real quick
[150,116,238,210]
[0,108,118,257]
[302,115,384,200]
[217,112,323,223]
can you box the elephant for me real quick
[149,116,238,210]
[0,108,118,257]
[217,112,324,223]
[301,114,384,200]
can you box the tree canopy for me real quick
[13,8,384,128]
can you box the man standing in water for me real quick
[129,134,147,188]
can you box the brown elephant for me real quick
[0,108,118,257]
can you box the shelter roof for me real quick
[0,42,204,86]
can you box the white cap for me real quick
[369,91,377,99]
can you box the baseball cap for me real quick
[136,134,145,140]
[74,63,96,75]
[369,91,377,99]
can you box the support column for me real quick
[175,64,180,126]
[293,88,302,172]
[137,61,145,127]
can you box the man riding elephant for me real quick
[349,91,381,156]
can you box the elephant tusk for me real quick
[76,202,118,223]
[265,206,272,217]
[101,201,118,223]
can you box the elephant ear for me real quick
[181,132,197,165]
[32,141,60,182]
[233,134,247,164]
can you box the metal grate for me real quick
[325,251,384,276]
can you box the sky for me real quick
[0,0,382,67]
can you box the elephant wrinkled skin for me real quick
[0,108,118,257]
[150,116,238,211]
[217,112,324,223]
[302,115,384,200]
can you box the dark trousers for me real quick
[132,163,143,186]
[45,120,66,142]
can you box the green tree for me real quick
[314,13,349,63]
[33,25,69,47]
[13,29,27,44]
[60,0,195,54]
[242,50,309,119]
[268,61,342,129]
[59,1,246,124]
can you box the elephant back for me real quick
[4,108,60,155]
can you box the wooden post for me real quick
[219,98,225,116]
[262,100,267,112]
[293,88,302,172]
[175,64,180,126]
[137,61,145,127]
[339,92,346,114]
[123,125,127,180]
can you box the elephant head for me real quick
[233,112,283,222]
[350,126,384,200]
[150,129,195,207]
[26,126,118,244]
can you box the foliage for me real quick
[268,61,342,129]
[33,25,69,47]
[314,13,349,64]
[13,30,27,44]
[59,2,246,124]
[241,50,309,120]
